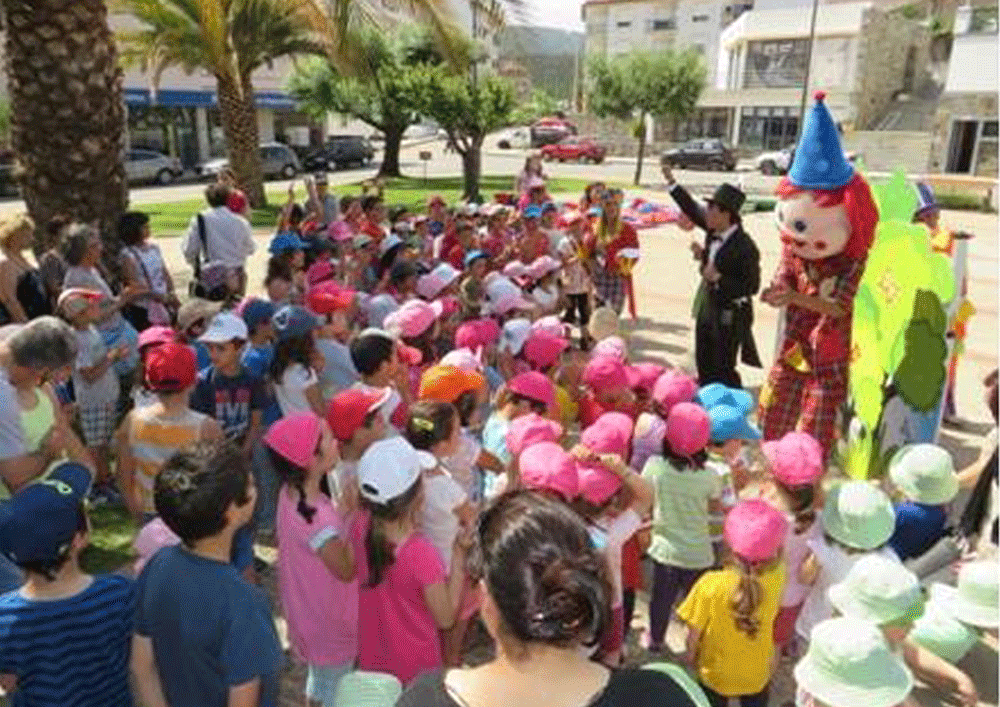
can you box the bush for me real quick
[935,191,995,212]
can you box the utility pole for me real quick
[797,0,820,137]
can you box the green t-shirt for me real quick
[642,455,722,569]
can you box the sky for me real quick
[512,0,585,32]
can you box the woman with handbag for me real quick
[118,211,178,331]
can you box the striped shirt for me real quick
[0,575,135,707]
[128,407,209,515]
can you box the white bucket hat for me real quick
[930,560,999,628]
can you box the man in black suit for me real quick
[663,164,761,387]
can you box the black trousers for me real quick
[695,300,743,387]
[701,683,769,707]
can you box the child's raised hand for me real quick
[570,443,596,462]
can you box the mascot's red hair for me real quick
[758,92,879,458]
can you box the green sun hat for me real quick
[930,560,999,629]
[910,601,979,664]
[822,481,896,550]
[644,663,711,707]
[828,554,925,626]
[335,671,402,707]
[888,444,959,505]
[795,617,913,707]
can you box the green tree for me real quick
[288,27,447,178]
[587,49,705,185]
[509,88,561,126]
[413,67,515,201]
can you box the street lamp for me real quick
[797,0,820,137]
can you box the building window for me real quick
[743,39,810,88]
[616,20,632,28]
[970,6,999,33]
[650,18,676,30]
[657,108,732,142]
[692,13,710,22]
[947,119,999,175]
[738,106,800,150]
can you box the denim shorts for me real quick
[306,662,352,707]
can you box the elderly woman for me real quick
[0,215,51,324]
[398,490,701,707]
[584,189,640,316]
[119,211,177,331]
[61,223,143,375]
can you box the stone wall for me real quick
[841,130,933,172]
[928,92,999,175]
[854,9,932,129]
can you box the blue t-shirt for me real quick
[889,501,947,561]
[135,545,282,707]
[0,574,135,707]
[193,341,211,373]
[242,344,281,427]
[190,366,266,441]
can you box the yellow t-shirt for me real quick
[676,562,786,696]
[552,384,578,430]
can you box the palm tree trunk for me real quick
[2,0,128,276]
[216,72,267,208]
[378,120,405,178]
[633,112,647,186]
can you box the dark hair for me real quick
[264,256,293,287]
[155,442,252,545]
[389,261,417,287]
[270,333,316,380]
[117,211,150,246]
[405,401,457,452]
[402,329,436,368]
[778,480,817,534]
[454,390,478,428]
[474,490,611,652]
[377,242,405,279]
[268,438,330,524]
[350,332,394,377]
[16,504,87,581]
[339,195,356,214]
[662,437,708,470]
[360,195,382,213]
[498,388,547,416]
[205,183,231,208]
[343,409,382,445]
[44,214,71,249]
[362,476,423,587]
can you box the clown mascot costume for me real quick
[758,92,879,459]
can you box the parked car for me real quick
[196,142,301,181]
[661,139,737,171]
[125,149,183,185]
[755,144,859,175]
[540,136,607,164]
[530,117,576,147]
[302,135,375,171]
[496,127,531,150]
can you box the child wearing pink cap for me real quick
[641,402,722,653]
[384,300,444,398]
[504,412,563,484]
[677,499,788,707]
[571,412,654,665]
[578,355,639,428]
[404,401,478,668]
[523,329,578,428]
[264,413,357,707]
[526,256,563,317]
[517,441,578,502]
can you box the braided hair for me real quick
[267,435,330,523]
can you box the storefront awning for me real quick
[124,88,296,110]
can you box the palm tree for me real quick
[1,0,129,259]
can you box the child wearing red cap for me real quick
[326,388,390,514]
[308,282,360,400]
[264,413,357,707]
[677,499,788,707]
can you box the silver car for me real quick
[196,142,301,181]
[125,149,183,185]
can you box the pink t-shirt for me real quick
[276,486,359,665]
[349,511,447,685]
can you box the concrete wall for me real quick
[928,92,999,174]
[841,130,933,172]
[945,34,999,94]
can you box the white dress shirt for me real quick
[182,206,256,268]
[708,224,738,264]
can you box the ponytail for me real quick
[778,480,817,534]
[267,447,316,523]
[730,555,764,639]
[362,476,423,587]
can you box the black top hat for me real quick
[705,183,745,216]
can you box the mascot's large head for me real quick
[775,91,878,261]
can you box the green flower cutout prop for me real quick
[843,171,955,479]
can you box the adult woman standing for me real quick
[61,223,143,375]
[585,189,639,316]
[0,215,51,324]
[38,215,71,312]
[119,211,178,331]
[398,490,701,707]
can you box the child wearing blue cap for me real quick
[0,462,138,707]
[459,251,489,319]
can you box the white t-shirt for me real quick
[558,235,590,295]
[275,363,318,416]
[589,508,643,608]
[0,366,25,461]
[443,430,481,501]
[795,540,899,641]
[531,284,559,315]
[419,468,467,573]
[73,326,119,407]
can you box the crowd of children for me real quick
[0,179,994,707]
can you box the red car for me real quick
[540,137,607,164]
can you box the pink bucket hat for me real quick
[577,462,621,506]
[137,325,176,352]
[488,290,535,317]
[520,442,579,501]
[524,330,570,371]
[507,371,555,411]
[630,362,666,392]
[582,412,634,459]
[528,255,561,281]
[665,402,711,457]
[306,260,336,288]
[505,413,564,458]
[383,299,443,338]
[763,431,825,487]
[532,315,569,339]
[724,499,789,563]
[583,355,628,394]
[653,370,698,415]
[263,413,323,469]
[592,336,627,363]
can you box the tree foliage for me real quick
[509,88,562,126]
[587,49,705,184]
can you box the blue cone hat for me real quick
[788,91,854,190]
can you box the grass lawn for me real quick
[81,505,136,575]
[145,174,610,236]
